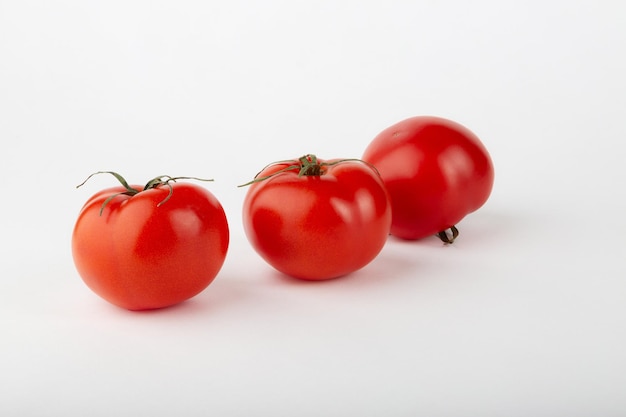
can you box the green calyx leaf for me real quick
[76,171,213,215]
[238,154,381,187]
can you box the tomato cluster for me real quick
[72,116,494,310]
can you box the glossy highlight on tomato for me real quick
[241,155,391,280]
[72,172,229,310]
[362,116,494,242]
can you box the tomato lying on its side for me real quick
[362,116,494,242]
[241,155,391,280]
[72,172,229,310]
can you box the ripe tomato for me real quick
[362,116,494,242]
[241,155,391,280]
[72,172,229,310]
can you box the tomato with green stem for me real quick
[240,155,391,280]
[72,172,229,310]
[362,116,494,243]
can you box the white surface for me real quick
[1,1,625,416]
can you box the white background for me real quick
[1,0,625,415]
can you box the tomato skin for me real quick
[362,116,494,241]
[242,158,391,280]
[72,182,229,310]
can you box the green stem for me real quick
[298,154,322,176]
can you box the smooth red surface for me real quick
[362,116,494,240]
[242,158,391,280]
[72,182,229,310]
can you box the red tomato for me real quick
[362,116,494,242]
[241,155,391,280]
[72,172,229,310]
